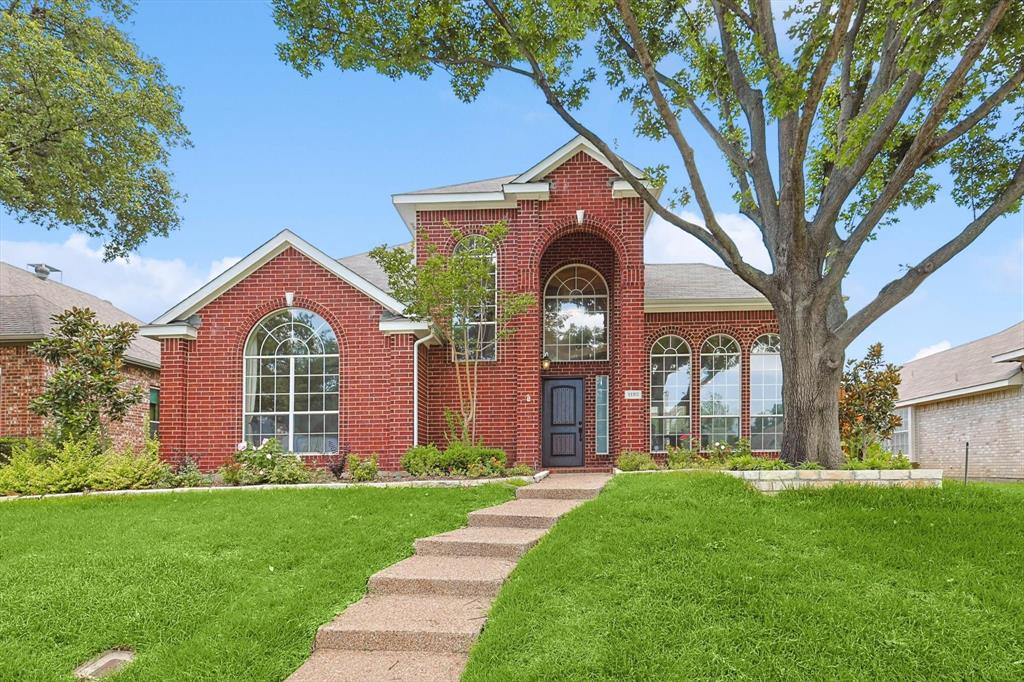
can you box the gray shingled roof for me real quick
[0,262,160,368]
[644,263,765,302]
[339,249,765,304]
[899,322,1024,403]
[398,175,517,196]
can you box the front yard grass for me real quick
[465,473,1024,681]
[0,485,514,680]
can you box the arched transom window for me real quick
[650,335,691,452]
[750,334,783,451]
[700,334,741,448]
[243,308,339,453]
[543,265,609,361]
[452,235,497,361]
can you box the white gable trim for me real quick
[896,374,1023,408]
[644,298,773,313]
[513,135,647,184]
[150,230,406,325]
[139,323,198,340]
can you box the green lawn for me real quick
[0,485,514,681]
[465,473,1024,681]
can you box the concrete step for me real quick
[287,650,466,682]
[517,474,611,500]
[315,594,492,653]
[415,526,548,559]
[368,555,515,597]
[467,498,583,529]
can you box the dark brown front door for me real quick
[542,378,584,467]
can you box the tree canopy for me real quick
[1,0,190,259]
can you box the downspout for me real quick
[412,332,435,446]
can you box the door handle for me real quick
[578,423,583,439]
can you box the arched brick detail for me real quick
[529,215,630,274]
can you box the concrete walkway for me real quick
[288,473,611,681]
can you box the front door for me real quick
[542,378,584,467]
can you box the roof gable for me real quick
[149,230,406,326]
[512,135,646,184]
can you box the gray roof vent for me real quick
[28,263,61,280]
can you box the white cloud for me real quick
[0,234,239,323]
[644,210,772,271]
[911,340,952,361]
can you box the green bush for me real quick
[0,438,98,495]
[726,454,793,471]
[88,441,170,491]
[797,461,823,470]
[401,444,443,477]
[506,463,535,477]
[401,442,507,477]
[616,451,659,471]
[0,437,35,466]
[842,441,911,470]
[167,457,212,487]
[347,453,379,482]
[666,439,728,470]
[220,439,313,485]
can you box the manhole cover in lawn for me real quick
[73,649,135,680]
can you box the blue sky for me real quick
[1,1,1021,364]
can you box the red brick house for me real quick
[142,137,780,471]
[0,262,161,449]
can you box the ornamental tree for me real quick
[274,0,1023,465]
[371,223,535,444]
[838,342,902,459]
[1,0,190,260]
[30,307,145,445]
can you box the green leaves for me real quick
[29,307,145,445]
[0,0,190,259]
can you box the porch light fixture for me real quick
[541,352,552,370]
[285,292,295,306]
[576,209,585,225]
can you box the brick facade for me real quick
[0,342,158,450]
[150,150,780,472]
[908,387,1024,480]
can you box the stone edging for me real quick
[0,470,552,503]
[613,467,944,493]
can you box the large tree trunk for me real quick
[776,302,845,467]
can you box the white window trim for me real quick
[595,375,610,456]
[699,334,742,449]
[543,264,611,363]
[649,335,692,453]
[749,334,783,452]
[451,235,499,363]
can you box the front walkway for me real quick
[287,474,611,681]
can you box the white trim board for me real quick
[896,374,1023,407]
[149,230,406,325]
[644,298,774,313]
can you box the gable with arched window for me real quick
[650,335,691,452]
[452,234,497,361]
[750,334,783,451]
[700,334,741,448]
[543,264,609,361]
[243,308,339,453]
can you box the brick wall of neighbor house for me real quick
[157,247,418,471]
[911,386,1024,480]
[0,342,158,449]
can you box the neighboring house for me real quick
[0,262,161,449]
[893,322,1023,480]
[143,136,780,471]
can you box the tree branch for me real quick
[932,66,1024,150]
[834,157,1024,346]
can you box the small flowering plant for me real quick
[220,438,313,485]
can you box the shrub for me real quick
[401,444,443,477]
[89,442,170,491]
[506,463,535,477]
[0,437,35,466]
[797,461,823,470]
[0,438,98,495]
[726,454,793,471]
[667,439,728,470]
[616,451,658,471]
[347,454,379,482]
[220,439,313,485]
[167,457,212,488]
[842,441,911,470]
[401,442,507,477]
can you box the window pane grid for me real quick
[453,235,498,361]
[595,375,609,455]
[543,265,609,362]
[243,308,339,454]
[750,334,783,451]
[650,335,692,452]
[700,334,741,448]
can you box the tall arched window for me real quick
[452,235,497,361]
[750,334,783,451]
[243,308,339,453]
[544,265,609,361]
[650,335,691,452]
[700,334,741,448]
